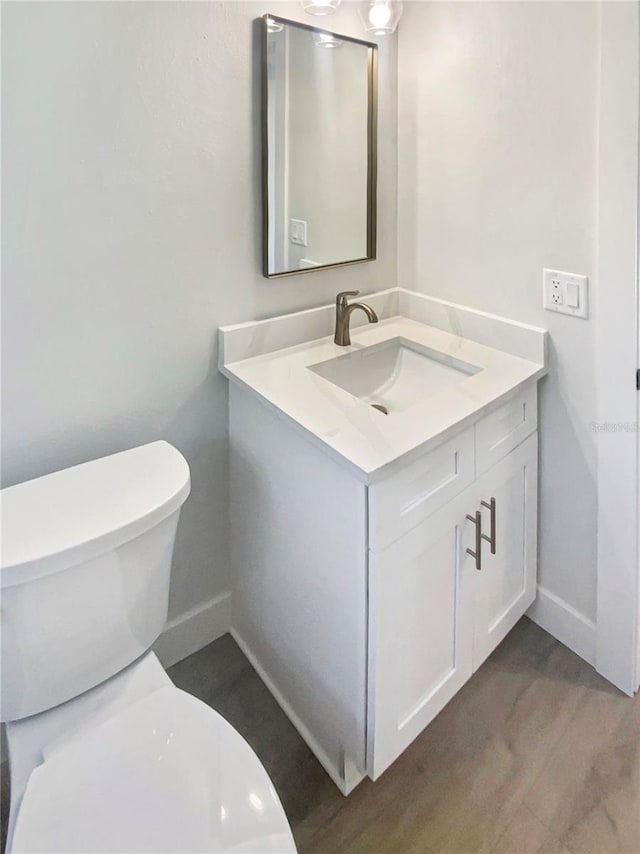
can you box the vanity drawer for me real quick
[475,384,537,476]
[369,427,475,552]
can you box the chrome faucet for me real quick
[334,291,379,346]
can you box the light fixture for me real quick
[314,32,343,49]
[265,16,283,33]
[301,0,342,16]
[358,0,403,35]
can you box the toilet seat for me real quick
[11,685,297,854]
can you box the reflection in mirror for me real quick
[263,15,377,278]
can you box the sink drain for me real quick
[371,403,388,415]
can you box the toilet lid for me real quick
[11,686,297,853]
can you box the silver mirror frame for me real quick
[261,14,378,279]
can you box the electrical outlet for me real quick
[543,269,588,318]
[289,219,307,247]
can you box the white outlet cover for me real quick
[543,268,588,318]
[289,219,307,247]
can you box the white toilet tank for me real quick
[0,441,191,722]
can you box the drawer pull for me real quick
[481,497,496,554]
[466,511,482,571]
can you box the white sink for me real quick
[308,337,480,414]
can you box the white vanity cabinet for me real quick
[229,378,539,793]
[222,289,547,794]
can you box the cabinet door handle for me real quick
[466,510,482,570]
[481,497,496,554]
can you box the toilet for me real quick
[0,441,297,854]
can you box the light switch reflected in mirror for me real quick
[262,15,378,278]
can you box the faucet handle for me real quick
[336,290,359,306]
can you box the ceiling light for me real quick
[265,16,284,33]
[358,1,403,35]
[301,0,342,16]
[314,32,343,49]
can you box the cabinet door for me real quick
[367,493,476,780]
[473,433,538,669]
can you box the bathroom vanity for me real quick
[219,288,547,794]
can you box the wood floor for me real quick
[170,618,639,854]
[2,618,638,853]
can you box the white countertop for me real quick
[221,311,547,483]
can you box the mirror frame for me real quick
[261,14,378,279]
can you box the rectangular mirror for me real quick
[262,15,377,278]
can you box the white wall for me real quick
[1,1,397,658]
[398,1,601,636]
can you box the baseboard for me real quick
[527,585,596,666]
[154,591,232,668]
[230,627,364,796]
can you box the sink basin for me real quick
[308,337,480,414]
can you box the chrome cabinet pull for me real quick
[481,497,496,554]
[466,510,482,570]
